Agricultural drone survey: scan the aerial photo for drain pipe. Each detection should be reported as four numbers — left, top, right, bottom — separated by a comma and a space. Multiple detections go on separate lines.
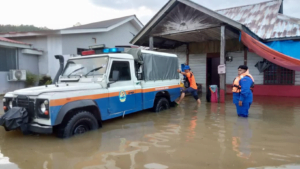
53, 55, 64, 84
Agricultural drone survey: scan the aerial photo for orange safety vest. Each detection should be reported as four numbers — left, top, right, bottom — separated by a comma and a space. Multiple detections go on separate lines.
232, 70, 254, 93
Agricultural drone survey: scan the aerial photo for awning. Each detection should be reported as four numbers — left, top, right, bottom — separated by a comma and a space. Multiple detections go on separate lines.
241, 31, 300, 71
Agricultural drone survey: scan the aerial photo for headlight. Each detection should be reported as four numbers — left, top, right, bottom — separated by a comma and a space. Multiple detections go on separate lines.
9, 101, 13, 108
40, 103, 46, 113
2, 98, 6, 102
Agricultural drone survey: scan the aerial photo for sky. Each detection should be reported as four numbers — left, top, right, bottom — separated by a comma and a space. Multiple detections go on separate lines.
0, 0, 299, 29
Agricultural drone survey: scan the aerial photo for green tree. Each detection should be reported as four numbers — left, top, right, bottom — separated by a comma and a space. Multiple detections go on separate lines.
0, 24, 51, 33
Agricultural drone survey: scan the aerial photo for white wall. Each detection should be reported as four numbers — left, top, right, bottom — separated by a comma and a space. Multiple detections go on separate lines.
19, 50, 39, 75
226, 51, 264, 84
47, 35, 63, 79
0, 72, 24, 94
11, 36, 48, 76
189, 54, 207, 91
0, 48, 40, 94
61, 22, 140, 55
295, 71, 300, 85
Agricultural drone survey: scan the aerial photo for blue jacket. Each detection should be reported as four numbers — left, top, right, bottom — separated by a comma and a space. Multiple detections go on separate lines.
233, 76, 253, 104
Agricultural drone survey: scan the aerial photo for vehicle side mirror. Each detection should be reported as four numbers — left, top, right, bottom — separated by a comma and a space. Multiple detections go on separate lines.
107, 70, 119, 88
112, 70, 119, 81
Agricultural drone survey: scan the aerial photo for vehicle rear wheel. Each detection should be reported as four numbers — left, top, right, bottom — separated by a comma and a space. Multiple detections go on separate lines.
153, 97, 170, 112
56, 111, 99, 138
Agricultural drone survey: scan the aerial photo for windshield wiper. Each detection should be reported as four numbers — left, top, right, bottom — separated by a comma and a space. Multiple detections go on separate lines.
84, 66, 103, 77
67, 67, 84, 78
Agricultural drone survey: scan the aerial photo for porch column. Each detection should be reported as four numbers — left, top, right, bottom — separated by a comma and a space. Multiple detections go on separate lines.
220, 26, 226, 103
186, 44, 190, 65
244, 47, 247, 66
149, 36, 154, 50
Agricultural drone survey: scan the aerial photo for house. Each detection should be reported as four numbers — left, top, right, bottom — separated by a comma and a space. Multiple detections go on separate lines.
0, 15, 143, 83
0, 37, 43, 94
131, 0, 300, 100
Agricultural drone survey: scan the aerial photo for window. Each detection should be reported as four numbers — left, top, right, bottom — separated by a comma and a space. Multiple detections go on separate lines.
109, 61, 131, 81
0, 47, 17, 71
62, 57, 108, 77
264, 63, 294, 85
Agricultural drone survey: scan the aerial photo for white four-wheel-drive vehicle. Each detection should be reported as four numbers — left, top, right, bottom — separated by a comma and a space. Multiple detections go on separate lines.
1, 47, 181, 138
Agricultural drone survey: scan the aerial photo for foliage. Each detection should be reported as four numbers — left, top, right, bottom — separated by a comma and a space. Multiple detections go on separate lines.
38, 75, 52, 86
25, 72, 38, 87
0, 24, 50, 33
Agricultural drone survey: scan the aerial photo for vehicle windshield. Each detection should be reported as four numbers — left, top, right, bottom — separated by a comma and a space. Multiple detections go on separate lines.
62, 56, 108, 77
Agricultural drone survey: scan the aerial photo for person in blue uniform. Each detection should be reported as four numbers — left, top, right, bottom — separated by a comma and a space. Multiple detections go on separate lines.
232, 65, 254, 117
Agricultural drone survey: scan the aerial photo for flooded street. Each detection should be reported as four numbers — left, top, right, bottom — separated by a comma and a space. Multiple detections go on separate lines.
1, 95, 300, 169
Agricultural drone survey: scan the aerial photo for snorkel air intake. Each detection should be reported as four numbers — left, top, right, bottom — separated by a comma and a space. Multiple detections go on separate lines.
53, 55, 64, 84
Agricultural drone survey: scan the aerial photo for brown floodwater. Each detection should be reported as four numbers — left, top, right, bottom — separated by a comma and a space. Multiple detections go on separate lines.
0, 95, 300, 169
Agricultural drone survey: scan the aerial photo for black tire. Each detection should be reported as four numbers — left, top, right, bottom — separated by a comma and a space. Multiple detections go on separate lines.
56, 111, 99, 138
153, 97, 170, 112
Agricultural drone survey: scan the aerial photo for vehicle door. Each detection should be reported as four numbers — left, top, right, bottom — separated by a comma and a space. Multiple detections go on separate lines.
107, 59, 136, 115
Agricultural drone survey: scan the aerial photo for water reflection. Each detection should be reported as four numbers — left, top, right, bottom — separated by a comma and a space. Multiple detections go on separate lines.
186, 105, 199, 142
248, 163, 300, 169
0, 96, 300, 169
232, 117, 252, 159
0, 110, 184, 169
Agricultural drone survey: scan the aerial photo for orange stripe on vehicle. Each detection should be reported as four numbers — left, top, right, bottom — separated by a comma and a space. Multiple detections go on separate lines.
50, 85, 180, 107
50, 93, 109, 107
143, 85, 180, 93
135, 89, 142, 93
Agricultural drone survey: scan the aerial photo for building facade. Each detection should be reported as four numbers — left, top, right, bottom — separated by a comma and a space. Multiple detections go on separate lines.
0, 37, 43, 94
131, 0, 300, 99
0, 15, 143, 94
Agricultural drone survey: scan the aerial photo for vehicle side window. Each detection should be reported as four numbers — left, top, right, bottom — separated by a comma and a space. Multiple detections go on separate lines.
109, 61, 131, 81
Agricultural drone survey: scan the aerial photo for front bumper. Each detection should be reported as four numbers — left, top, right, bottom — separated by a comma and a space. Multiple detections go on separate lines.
28, 123, 53, 134
0, 107, 53, 135
0, 122, 53, 134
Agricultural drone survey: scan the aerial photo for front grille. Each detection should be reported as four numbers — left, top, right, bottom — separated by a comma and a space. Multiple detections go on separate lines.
15, 95, 35, 118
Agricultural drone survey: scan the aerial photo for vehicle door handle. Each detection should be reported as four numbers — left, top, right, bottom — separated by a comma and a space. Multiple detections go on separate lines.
128, 91, 135, 94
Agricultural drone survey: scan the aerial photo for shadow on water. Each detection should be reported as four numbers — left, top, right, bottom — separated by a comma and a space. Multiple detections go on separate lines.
0, 95, 300, 169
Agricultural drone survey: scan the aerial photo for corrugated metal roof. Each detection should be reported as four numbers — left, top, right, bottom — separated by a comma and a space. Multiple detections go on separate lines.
0, 37, 29, 45
217, 0, 300, 40
63, 15, 135, 30
271, 14, 300, 39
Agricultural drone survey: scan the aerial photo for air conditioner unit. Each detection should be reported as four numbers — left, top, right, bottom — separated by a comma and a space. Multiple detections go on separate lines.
7, 70, 26, 81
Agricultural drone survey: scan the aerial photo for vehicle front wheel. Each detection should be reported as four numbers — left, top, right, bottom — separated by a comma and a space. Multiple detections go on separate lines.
153, 97, 170, 112
56, 111, 99, 138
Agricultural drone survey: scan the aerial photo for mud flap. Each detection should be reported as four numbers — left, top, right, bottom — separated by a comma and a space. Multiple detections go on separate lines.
0, 107, 29, 134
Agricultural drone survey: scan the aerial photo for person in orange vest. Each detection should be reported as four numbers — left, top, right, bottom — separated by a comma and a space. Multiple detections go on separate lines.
176, 66, 201, 105
232, 65, 254, 117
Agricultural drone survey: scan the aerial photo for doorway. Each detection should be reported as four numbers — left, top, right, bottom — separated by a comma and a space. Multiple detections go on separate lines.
206, 53, 220, 101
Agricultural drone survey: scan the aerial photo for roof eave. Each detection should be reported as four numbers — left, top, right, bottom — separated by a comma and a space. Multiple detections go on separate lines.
0, 30, 59, 38
178, 0, 242, 30
130, 0, 243, 45
132, 15, 144, 29
21, 49, 43, 55
60, 16, 142, 34
130, 0, 177, 45
0, 16, 143, 37
0, 41, 31, 48
264, 36, 300, 42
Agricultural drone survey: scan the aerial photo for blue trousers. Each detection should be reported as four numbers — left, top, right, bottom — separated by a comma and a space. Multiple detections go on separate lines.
235, 102, 252, 117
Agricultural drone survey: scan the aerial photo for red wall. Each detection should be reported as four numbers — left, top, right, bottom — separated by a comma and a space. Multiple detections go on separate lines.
226, 84, 300, 97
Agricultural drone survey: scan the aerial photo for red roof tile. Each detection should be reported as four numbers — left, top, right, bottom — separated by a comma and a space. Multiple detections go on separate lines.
0, 37, 29, 45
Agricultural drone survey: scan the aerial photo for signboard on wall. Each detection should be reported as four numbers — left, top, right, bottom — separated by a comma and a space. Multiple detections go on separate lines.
218, 64, 226, 74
